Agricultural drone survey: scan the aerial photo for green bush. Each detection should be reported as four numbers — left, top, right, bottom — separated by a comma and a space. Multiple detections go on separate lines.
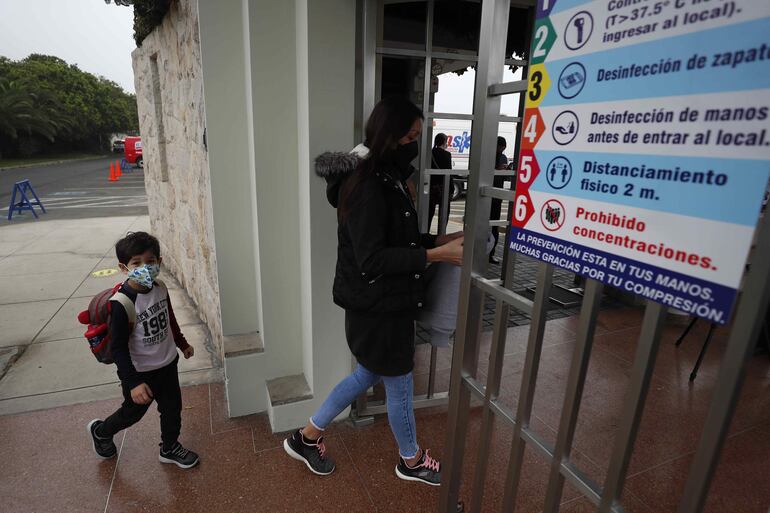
133, 0, 171, 46
0, 54, 139, 158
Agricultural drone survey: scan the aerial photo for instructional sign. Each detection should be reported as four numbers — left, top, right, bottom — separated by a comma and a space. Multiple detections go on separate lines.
510, 0, 770, 324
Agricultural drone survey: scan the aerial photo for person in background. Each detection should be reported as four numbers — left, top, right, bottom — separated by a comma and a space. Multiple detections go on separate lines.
489, 136, 508, 264
429, 133, 453, 233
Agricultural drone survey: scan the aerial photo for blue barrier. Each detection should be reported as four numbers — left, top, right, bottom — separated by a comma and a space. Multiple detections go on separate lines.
7, 179, 46, 221
120, 158, 131, 173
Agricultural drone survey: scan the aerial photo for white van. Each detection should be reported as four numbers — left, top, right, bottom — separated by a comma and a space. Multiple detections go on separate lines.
430, 119, 518, 199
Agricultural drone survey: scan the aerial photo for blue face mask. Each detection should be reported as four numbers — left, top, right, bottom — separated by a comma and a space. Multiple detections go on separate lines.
127, 263, 160, 288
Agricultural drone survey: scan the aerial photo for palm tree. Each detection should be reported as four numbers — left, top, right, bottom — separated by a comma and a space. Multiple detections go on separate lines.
0, 78, 58, 141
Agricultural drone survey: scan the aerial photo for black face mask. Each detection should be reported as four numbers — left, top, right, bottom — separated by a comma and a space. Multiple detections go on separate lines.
392, 141, 419, 171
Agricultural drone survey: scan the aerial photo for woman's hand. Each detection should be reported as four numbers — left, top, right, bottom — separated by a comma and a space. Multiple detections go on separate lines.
427, 236, 464, 266
435, 231, 464, 247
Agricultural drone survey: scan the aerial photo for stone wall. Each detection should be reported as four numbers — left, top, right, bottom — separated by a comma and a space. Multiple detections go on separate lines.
131, 0, 223, 355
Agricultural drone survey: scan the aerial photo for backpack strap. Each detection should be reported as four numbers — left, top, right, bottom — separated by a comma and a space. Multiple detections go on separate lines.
111, 292, 136, 328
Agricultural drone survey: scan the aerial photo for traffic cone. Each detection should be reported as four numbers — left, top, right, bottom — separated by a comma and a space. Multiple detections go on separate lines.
108, 162, 118, 182
115, 160, 122, 177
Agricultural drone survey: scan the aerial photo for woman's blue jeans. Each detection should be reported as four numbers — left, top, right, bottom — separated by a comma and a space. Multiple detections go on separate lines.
310, 364, 419, 459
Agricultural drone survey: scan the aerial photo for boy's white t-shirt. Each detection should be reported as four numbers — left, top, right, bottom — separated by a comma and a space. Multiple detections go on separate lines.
128, 282, 177, 372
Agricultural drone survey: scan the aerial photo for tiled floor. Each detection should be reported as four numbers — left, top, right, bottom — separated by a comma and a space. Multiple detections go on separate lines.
1, 308, 768, 513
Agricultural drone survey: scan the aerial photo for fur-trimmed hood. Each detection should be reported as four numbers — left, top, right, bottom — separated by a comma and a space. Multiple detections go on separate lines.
314, 144, 369, 208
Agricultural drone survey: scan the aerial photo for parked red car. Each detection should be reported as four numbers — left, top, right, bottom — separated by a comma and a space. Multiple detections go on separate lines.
124, 136, 143, 168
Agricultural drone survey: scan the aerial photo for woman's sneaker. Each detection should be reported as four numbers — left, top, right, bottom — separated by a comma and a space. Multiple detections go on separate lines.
283, 429, 335, 476
86, 419, 117, 459
159, 442, 200, 469
395, 449, 441, 486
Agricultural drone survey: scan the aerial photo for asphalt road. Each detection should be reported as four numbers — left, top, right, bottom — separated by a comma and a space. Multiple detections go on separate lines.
1, 157, 147, 224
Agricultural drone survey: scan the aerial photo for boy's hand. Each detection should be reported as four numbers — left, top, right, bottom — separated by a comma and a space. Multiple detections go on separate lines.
130, 383, 153, 405
183, 346, 195, 359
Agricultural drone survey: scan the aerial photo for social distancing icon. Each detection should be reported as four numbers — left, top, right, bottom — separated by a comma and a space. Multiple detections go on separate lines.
546, 157, 572, 190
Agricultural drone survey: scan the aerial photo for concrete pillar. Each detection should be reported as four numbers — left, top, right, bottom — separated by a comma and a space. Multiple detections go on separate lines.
252, 0, 357, 430
279, 0, 357, 430
197, 0, 265, 415
197, 0, 263, 340
197, 0, 357, 423
246, 0, 305, 383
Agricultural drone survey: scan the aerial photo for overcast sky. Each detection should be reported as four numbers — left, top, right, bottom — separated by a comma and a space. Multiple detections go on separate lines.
435, 65, 522, 115
0, 0, 136, 93
0, 1, 520, 110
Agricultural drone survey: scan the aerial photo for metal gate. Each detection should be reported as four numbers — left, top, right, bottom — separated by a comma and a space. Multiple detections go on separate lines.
439, 1, 770, 513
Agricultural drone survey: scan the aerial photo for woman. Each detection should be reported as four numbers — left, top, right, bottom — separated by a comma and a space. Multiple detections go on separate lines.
283, 97, 464, 486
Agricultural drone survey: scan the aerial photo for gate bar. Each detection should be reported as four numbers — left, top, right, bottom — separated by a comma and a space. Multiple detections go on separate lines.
427, 345, 439, 398
488, 80, 528, 96
542, 279, 604, 513
500, 262, 554, 513
480, 186, 516, 202
678, 213, 770, 513
438, 0, 512, 509
425, 169, 516, 177
468, 296, 511, 513
439, 174, 451, 236
471, 275, 533, 313
469, 239, 519, 513
357, 392, 449, 416
599, 301, 667, 512
417, 0, 435, 232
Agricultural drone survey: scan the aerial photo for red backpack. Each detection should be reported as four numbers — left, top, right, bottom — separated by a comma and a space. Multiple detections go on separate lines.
77, 283, 135, 364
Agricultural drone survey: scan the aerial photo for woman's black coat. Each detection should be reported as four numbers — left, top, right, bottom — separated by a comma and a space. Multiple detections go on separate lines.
315, 149, 437, 375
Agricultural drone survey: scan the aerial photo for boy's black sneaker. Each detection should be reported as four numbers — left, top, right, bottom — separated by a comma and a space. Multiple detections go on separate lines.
87, 419, 117, 459
283, 429, 335, 476
159, 442, 200, 469
395, 449, 441, 486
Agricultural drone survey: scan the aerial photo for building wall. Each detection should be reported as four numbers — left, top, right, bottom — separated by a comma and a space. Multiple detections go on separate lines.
197, 0, 264, 344
133, 0, 357, 423
131, 0, 224, 355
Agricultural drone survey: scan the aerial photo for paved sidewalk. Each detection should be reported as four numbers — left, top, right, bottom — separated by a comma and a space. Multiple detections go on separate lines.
0, 215, 221, 415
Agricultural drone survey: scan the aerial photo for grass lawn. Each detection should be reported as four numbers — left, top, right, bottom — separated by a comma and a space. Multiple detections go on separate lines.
0, 153, 107, 169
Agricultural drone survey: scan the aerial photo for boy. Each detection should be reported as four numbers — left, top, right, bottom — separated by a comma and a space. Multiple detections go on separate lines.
86, 231, 199, 469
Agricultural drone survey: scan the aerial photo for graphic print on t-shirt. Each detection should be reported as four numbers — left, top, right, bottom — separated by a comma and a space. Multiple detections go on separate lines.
127, 283, 177, 372
136, 297, 170, 348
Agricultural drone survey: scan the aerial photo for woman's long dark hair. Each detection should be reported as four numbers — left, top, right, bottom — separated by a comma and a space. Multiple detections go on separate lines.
338, 97, 423, 222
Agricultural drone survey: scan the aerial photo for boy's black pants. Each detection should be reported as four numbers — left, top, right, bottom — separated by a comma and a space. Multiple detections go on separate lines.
100, 357, 182, 449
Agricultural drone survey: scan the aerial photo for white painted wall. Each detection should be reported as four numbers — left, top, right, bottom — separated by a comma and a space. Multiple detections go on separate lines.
296, 0, 357, 424
198, 0, 268, 416
197, 0, 263, 339
247, 0, 304, 375
196, 0, 357, 423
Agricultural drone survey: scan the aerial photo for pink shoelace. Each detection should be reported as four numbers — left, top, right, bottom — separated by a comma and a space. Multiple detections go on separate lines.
420, 449, 440, 472
316, 437, 327, 459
